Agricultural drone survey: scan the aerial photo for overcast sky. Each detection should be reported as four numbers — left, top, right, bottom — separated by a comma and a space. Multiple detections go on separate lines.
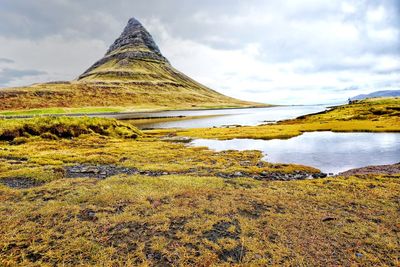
0, 0, 399, 104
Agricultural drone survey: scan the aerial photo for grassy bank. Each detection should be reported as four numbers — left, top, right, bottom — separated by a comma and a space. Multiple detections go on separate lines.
170, 97, 400, 140
0, 118, 318, 184
0, 117, 141, 141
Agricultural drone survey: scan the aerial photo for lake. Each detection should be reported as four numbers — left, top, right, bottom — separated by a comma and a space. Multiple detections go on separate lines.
127, 105, 329, 129
190, 132, 400, 174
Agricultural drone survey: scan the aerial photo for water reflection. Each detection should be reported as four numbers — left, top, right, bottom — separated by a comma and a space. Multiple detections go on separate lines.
190, 132, 400, 174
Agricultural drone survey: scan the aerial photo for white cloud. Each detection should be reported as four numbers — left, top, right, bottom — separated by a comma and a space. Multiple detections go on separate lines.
0, 0, 398, 104
0, 35, 107, 86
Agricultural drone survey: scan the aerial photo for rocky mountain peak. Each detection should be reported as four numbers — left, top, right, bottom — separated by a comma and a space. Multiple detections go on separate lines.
106, 17, 163, 57
79, 17, 168, 79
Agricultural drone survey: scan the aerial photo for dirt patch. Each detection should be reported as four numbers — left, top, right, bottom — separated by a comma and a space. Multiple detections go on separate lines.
203, 219, 241, 242
238, 201, 272, 219
65, 164, 140, 179
100, 222, 147, 253
65, 164, 326, 182
219, 245, 246, 263
168, 217, 188, 237
77, 209, 98, 222
338, 163, 400, 176
217, 170, 327, 181
0, 177, 44, 189
203, 219, 245, 263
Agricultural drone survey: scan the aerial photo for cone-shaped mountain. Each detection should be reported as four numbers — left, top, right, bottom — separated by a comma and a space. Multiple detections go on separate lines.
79, 18, 169, 80
0, 18, 265, 111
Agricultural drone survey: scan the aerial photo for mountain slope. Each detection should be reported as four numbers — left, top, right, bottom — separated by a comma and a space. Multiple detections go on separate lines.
0, 18, 264, 112
350, 90, 400, 101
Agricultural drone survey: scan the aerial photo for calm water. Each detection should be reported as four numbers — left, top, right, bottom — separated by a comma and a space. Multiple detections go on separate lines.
191, 132, 400, 174
130, 105, 328, 129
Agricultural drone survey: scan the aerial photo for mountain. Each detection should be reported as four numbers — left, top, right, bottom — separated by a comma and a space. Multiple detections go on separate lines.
0, 18, 263, 112
79, 18, 170, 81
350, 90, 400, 101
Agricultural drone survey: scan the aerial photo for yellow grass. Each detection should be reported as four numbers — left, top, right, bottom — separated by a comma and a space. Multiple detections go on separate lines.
171, 97, 400, 140
0, 98, 399, 265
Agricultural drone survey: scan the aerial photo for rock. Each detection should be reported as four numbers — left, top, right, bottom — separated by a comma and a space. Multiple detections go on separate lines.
256, 162, 265, 168
322, 217, 336, 222
312, 173, 328, 178
107, 18, 166, 60
161, 136, 193, 143
78, 209, 97, 221
0, 177, 44, 189
65, 164, 139, 179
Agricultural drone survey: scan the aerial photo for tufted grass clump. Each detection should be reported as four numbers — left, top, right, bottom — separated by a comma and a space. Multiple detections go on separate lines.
0, 116, 142, 141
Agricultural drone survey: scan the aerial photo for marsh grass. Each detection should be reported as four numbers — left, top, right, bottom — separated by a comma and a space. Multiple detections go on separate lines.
0, 117, 142, 141
0, 98, 399, 266
171, 97, 400, 140
0, 174, 399, 266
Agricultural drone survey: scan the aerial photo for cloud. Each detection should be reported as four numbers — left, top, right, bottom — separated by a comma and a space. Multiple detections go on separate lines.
0, 0, 398, 104
0, 68, 47, 85
0, 58, 14, 64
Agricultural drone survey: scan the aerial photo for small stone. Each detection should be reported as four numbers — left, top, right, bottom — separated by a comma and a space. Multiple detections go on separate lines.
355, 253, 363, 258
312, 173, 328, 178
322, 217, 336, 222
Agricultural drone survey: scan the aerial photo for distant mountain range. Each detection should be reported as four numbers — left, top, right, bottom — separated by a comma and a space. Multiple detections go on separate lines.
350, 90, 400, 101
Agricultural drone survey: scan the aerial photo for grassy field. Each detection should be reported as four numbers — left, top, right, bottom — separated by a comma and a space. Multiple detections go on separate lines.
1, 172, 398, 266
170, 97, 400, 140
0, 98, 399, 266
0, 107, 127, 117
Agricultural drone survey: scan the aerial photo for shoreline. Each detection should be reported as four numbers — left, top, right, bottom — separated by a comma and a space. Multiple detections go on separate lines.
0, 104, 274, 119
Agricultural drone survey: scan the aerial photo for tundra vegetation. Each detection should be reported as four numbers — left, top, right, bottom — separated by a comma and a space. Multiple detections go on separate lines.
0, 97, 399, 266
170, 97, 400, 140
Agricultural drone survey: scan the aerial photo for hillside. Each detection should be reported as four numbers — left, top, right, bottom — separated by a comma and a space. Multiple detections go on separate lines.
350, 90, 400, 101
0, 18, 263, 112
